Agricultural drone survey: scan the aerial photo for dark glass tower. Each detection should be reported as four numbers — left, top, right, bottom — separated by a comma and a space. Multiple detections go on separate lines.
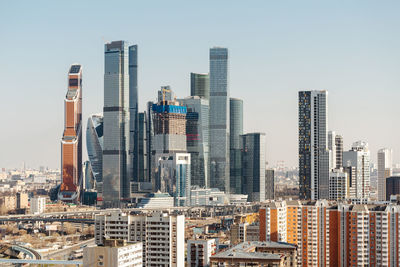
190, 73, 209, 100
229, 98, 243, 194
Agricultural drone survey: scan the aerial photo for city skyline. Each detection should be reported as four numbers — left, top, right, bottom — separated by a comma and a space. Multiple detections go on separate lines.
1, 1, 400, 169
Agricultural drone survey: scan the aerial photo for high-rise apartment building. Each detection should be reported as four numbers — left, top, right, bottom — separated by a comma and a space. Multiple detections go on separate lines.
298, 90, 329, 200
95, 210, 184, 267
187, 239, 217, 267
328, 131, 336, 170
343, 141, 370, 199
265, 169, 275, 200
209, 47, 230, 192
335, 134, 343, 169
229, 98, 243, 194
328, 168, 348, 200
59, 64, 82, 202
241, 133, 266, 202
181, 96, 209, 188
102, 41, 137, 207
378, 148, 393, 201
191, 72, 210, 100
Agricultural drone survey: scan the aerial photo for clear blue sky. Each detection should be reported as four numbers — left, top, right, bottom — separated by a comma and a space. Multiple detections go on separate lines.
1, 0, 399, 169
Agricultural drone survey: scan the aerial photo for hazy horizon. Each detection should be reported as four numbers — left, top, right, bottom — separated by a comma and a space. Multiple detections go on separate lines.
1, 1, 399, 169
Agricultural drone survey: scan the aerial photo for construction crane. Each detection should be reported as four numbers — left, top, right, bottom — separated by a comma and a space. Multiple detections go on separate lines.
161, 87, 171, 103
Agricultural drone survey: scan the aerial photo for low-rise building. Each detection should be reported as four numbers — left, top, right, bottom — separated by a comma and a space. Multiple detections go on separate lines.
30, 196, 46, 214
187, 239, 217, 267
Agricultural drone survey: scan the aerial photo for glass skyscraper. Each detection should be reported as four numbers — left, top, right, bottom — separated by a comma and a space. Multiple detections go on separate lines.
298, 90, 328, 200
241, 132, 266, 202
209, 47, 230, 192
229, 97, 243, 194
180, 96, 209, 188
102, 41, 137, 207
190, 73, 209, 100
86, 114, 104, 184
129, 45, 139, 183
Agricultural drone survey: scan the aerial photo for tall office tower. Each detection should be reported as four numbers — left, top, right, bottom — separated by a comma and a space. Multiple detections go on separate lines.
137, 112, 148, 182
102, 41, 137, 207
129, 45, 139, 183
229, 98, 243, 194
298, 90, 328, 200
86, 114, 104, 185
241, 133, 266, 202
265, 169, 275, 200
209, 47, 230, 192
328, 131, 336, 170
335, 134, 343, 169
59, 64, 82, 203
190, 72, 210, 99
146, 101, 154, 182
343, 141, 371, 199
378, 148, 393, 201
181, 96, 210, 188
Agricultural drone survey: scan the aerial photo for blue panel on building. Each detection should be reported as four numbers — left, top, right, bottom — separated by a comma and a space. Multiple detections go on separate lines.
152, 104, 187, 114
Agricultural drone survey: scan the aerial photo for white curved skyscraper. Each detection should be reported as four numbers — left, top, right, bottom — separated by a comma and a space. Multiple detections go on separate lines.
86, 114, 104, 184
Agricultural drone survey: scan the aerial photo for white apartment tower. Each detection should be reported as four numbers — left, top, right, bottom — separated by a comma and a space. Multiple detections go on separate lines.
378, 148, 393, 201
94, 210, 184, 267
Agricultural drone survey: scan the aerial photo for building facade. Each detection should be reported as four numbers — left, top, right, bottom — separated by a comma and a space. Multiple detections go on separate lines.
190, 72, 210, 100
187, 239, 217, 267
298, 90, 329, 200
378, 148, 393, 201
209, 47, 230, 192
229, 98, 243, 194
343, 141, 371, 199
59, 64, 82, 202
180, 96, 209, 188
95, 210, 184, 267
265, 169, 275, 200
102, 41, 137, 207
241, 133, 266, 202
386, 176, 400, 200
328, 168, 348, 200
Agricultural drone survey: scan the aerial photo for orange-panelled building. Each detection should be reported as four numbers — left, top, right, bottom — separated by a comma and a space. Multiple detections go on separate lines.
59, 64, 82, 202
259, 200, 400, 266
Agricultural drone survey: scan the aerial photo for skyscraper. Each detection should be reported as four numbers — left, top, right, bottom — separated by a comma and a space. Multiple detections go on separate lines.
343, 141, 370, 199
102, 41, 136, 207
209, 47, 230, 192
298, 90, 328, 200
241, 132, 266, 202
328, 131, 336, 170
265, 169, 275, 200
229, 98, 243, 194
137, 112, 148, 182
190, 73, 210, 100
129, 45, 139, 183
59, 64, 82, 202
378, 148, 393, 201
180, 96, 209, 188
86, 114, 104, 184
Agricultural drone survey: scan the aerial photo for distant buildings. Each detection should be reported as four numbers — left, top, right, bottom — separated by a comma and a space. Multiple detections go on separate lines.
378, 148, 393, 201
30, 196, 46, 214
241, 133, 266, 202
298, 90, 329, 200
59, 64, 83, 203
209, 47, 230, 193
83, 239, 142, 267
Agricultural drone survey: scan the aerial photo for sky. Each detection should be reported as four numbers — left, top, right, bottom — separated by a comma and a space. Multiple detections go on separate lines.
0, 0, 399, 169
